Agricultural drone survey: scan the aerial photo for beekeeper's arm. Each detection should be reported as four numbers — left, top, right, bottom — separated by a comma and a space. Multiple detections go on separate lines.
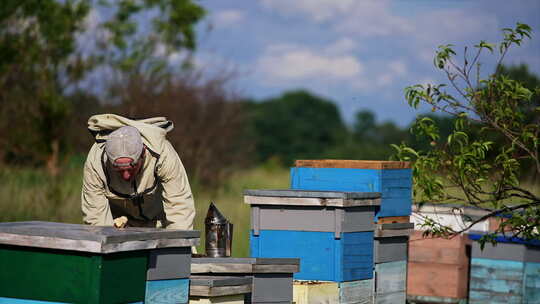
81, 158, 114, 227
157, 141, 195, 230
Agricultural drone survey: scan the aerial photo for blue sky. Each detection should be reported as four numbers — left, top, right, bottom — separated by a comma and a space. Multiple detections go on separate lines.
187, 0, 540, 127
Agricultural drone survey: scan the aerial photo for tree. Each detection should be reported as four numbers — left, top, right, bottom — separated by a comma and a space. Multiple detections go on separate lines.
247, 90, 348, 166
0, 0, 205, 174
393, 23, 540, 244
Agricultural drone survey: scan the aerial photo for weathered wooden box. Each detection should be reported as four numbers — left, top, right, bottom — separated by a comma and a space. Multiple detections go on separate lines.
245, 189, 380, 282
374, 260, 407, 304
468, 234, 540, 304
407, 230, 471, 303
189, 276, 252, 304
290, 160, 411, 219
293, 279, 373, 304
191, 257, 299, 304
0, 221, 199, 304
374, 223, 412, 264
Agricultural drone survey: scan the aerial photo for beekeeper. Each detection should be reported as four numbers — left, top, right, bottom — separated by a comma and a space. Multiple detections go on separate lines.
81, 114, 195, 230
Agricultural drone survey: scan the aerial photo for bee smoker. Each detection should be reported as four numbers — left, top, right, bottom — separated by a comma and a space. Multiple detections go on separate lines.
205, 202, 233, 257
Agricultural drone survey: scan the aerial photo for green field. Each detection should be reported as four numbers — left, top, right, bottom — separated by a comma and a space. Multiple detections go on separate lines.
0, 164, 290, 257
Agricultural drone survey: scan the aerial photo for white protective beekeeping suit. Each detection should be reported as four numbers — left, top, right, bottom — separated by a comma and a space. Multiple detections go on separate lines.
81, 114, 195, 230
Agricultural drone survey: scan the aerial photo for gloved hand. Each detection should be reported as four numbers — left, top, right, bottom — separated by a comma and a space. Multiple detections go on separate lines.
113, 216, 128, 228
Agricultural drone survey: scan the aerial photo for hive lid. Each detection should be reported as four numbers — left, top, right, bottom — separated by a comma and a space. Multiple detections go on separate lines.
191, 257, 300, 274
244, 189, 381, 207
244, 189, 380, 199
295, 159, 411, 169
190, 275, 252, 287
0, 221, 199, 254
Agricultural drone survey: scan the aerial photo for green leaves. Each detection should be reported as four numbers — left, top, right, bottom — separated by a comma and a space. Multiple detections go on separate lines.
396, 22, 540, 241
434, 44, 456, 69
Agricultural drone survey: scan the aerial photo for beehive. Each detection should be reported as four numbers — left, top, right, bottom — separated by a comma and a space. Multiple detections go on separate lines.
292, 280, 373, 304
245, 189, 380, 282
189, 276, 252, 304
407, 231, 471, 303
290, 160, 411, 219
0, 221, 198, 304
191, 257, 299, 303
468, 234, 540, 304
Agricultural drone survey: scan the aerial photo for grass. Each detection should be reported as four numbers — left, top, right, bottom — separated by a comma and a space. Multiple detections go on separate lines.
1, 162, 536, 257
0, 163, 290, 257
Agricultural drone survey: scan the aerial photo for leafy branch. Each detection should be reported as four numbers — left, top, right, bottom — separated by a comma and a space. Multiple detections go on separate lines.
394, 23, 540, 243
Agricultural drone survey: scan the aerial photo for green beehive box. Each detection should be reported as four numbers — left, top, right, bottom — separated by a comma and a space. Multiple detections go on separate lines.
0, 221, 199, 304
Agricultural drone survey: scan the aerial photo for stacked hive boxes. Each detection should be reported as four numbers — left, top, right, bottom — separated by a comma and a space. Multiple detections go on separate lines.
244, 189, 380, 303
190, 257, 300, 303
291, 160, 413, 304
407, 231, 471, 304
468, 234, 540, 304
244, 160, 413, 303
189, 276, 252, 304
0, 221, 199, 304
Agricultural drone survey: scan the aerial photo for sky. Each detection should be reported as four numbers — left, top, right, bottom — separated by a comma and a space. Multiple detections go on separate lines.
187, 0, 540, 127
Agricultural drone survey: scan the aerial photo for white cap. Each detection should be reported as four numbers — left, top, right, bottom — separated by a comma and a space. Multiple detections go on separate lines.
105, 126, 143, 164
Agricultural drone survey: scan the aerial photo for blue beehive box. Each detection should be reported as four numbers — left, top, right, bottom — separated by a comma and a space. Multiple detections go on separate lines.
290, 160, 412, 220
468, 234, 540, 304
244, 189, 381, 282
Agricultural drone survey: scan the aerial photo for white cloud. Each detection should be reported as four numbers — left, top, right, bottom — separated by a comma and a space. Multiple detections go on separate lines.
324, 37, 357, 55
261, 0, 412, 37
389, 60, 407, 76
214, 10, 245, 27
261, 0, 355, 22
258, 49, 362, 81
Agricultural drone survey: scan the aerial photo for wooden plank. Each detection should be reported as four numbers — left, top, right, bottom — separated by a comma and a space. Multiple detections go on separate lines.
244, 189, 381, 200
525, 247, 540, 263
374, 229, 411, 238
250, 230, 373, 282
251, 273, 293, 302
290, 167, 411, 218
145, 278, 189, 304
375, 261, 406, 294
0, 229, 199, 254
406, 295, 467, 304
295, 159, 411, 169
409, 230, 471, 250
470, 258, 524, 281
471, 241, 526, 261
407, 262, 469, 299
374, 237, 408, 263
0, 221, 199, 244
523, 262, 540, 303
378, 223, 414, 230
189, 294, 245, 304
0, 298, 67, 303
192, 257, 300, 265
469, 258, 524, 303
375, 291, 406, 304
190, 257, 300, 274
147, 247, 191, 280
190, 276, 252, 288
189, 285, 251, 297
377, 216, 410, 224
252, 205, 374, 233
339, 280, 373, 304
293, 281, 339, 304
244, 195, 381, 207
253, 265, 300, 273
0, 245, 147, 303
468, 290, 522, 304
191, 263, 254, 273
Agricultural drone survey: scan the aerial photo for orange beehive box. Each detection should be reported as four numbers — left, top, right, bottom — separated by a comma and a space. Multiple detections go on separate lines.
407, 231, 471, 302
